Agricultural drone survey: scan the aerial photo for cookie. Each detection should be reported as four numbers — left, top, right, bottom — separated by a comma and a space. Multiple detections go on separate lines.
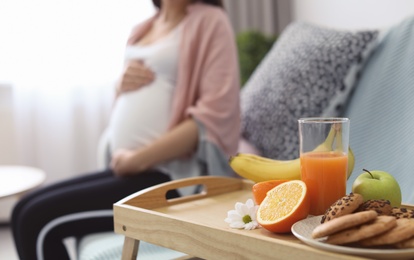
356, 199, 393, 216
395, 236, 414, 249
391, 207, 414, 219
360, 218, 414, 247
325, 216, 397, 245
312, 210, 378, 239
321, 193, 364, 223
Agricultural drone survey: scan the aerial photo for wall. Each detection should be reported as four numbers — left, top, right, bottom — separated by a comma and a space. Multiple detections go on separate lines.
292, 0, 414, 30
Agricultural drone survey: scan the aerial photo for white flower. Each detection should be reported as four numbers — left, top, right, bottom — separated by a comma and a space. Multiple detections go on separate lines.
225, 198, 259, 230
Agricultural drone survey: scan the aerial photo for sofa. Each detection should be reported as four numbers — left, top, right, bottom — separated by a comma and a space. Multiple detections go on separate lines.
77, 15, 414, 259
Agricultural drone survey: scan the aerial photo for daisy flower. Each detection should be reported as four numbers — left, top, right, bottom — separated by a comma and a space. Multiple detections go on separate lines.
225, 198, 259, 230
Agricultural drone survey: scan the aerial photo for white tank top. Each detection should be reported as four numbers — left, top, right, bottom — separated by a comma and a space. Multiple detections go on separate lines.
108, 24, 182, 152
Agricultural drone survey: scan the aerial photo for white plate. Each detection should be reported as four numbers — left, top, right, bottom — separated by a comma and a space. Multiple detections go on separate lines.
291, 215, 414, 260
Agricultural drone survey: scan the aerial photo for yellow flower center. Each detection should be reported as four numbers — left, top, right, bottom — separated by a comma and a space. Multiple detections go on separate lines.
242, 214, 252, 224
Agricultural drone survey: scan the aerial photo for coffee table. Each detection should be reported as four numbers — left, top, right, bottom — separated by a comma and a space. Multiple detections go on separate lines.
114, 176, 387, 260
0, 165, 46, 199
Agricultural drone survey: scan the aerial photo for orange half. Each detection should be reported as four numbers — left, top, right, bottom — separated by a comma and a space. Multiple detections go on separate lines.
257, 180, 310, 233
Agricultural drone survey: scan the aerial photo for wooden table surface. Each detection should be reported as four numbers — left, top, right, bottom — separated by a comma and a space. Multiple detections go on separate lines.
0, 165, 46, 198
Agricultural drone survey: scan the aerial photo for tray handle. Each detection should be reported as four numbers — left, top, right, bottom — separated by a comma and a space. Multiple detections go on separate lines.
116, 176, 251, 209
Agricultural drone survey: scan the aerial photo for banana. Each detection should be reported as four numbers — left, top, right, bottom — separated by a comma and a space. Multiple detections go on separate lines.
229, 154, 301, 182
230, 126, 356, 182
313, 123, 338, 152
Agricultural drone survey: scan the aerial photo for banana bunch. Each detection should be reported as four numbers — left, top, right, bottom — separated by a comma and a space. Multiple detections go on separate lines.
230, 125, 355, 183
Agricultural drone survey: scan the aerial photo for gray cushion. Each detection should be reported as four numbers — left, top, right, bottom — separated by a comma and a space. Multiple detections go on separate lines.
241, 21, 379, 160
344, 16, 414, 204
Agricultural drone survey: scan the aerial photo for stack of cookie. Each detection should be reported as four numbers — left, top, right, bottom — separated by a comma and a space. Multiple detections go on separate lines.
312, 193, 414, 248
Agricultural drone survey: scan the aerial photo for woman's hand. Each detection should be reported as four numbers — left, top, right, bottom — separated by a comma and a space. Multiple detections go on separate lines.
110, 119, 199, 176
110, 149, 146, 176
116, 60, 154, 94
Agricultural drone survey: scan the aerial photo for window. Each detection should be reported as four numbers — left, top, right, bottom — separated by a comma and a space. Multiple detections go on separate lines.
0, 0, 156, 88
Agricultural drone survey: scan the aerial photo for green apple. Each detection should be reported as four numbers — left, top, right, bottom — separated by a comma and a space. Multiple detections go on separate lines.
352, 169, 402, 207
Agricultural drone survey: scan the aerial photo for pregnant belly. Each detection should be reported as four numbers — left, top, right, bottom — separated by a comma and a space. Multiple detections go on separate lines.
108, 79, 174, 152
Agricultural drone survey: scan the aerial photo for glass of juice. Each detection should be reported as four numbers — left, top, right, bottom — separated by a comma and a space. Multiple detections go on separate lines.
298, 117, 350, 216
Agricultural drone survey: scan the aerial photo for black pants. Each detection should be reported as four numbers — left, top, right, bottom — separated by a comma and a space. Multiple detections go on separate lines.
11, 168, 179, 260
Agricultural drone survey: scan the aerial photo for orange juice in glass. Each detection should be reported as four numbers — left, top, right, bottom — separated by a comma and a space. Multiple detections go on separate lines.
298, 118, 349, 216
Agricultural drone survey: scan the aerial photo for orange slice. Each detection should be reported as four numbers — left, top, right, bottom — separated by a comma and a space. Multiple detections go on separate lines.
257, 180, 310, 233
252, 180, 289, 205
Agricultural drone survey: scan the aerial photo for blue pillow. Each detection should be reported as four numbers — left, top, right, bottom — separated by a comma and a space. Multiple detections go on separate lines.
344, 16, 414, 204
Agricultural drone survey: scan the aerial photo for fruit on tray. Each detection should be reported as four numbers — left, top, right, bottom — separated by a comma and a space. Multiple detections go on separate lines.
230, 123, 355, 183
252, 179, 288, 205
229, 153, 301, 182
257, 180, 310, 233
229, 148, 354, 183
352, 169, 402, 207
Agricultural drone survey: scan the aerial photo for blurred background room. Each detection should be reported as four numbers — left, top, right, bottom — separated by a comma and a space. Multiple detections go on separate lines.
1, 0, 414, 259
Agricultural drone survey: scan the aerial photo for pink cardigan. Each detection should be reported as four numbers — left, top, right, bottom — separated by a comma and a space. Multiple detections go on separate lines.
127, 3, 241, 157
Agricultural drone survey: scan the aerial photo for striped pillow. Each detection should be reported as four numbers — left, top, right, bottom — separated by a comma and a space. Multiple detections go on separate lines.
344, 16, 414, 204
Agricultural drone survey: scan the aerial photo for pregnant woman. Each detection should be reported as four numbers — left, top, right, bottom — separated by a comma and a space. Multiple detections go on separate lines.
11, 0, 241, 259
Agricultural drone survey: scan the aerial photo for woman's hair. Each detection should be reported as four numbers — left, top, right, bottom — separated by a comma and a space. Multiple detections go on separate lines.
152, 0, 223, 9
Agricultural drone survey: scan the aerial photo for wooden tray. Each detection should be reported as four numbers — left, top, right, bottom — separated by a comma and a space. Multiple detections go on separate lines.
113, 176, 400, 260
